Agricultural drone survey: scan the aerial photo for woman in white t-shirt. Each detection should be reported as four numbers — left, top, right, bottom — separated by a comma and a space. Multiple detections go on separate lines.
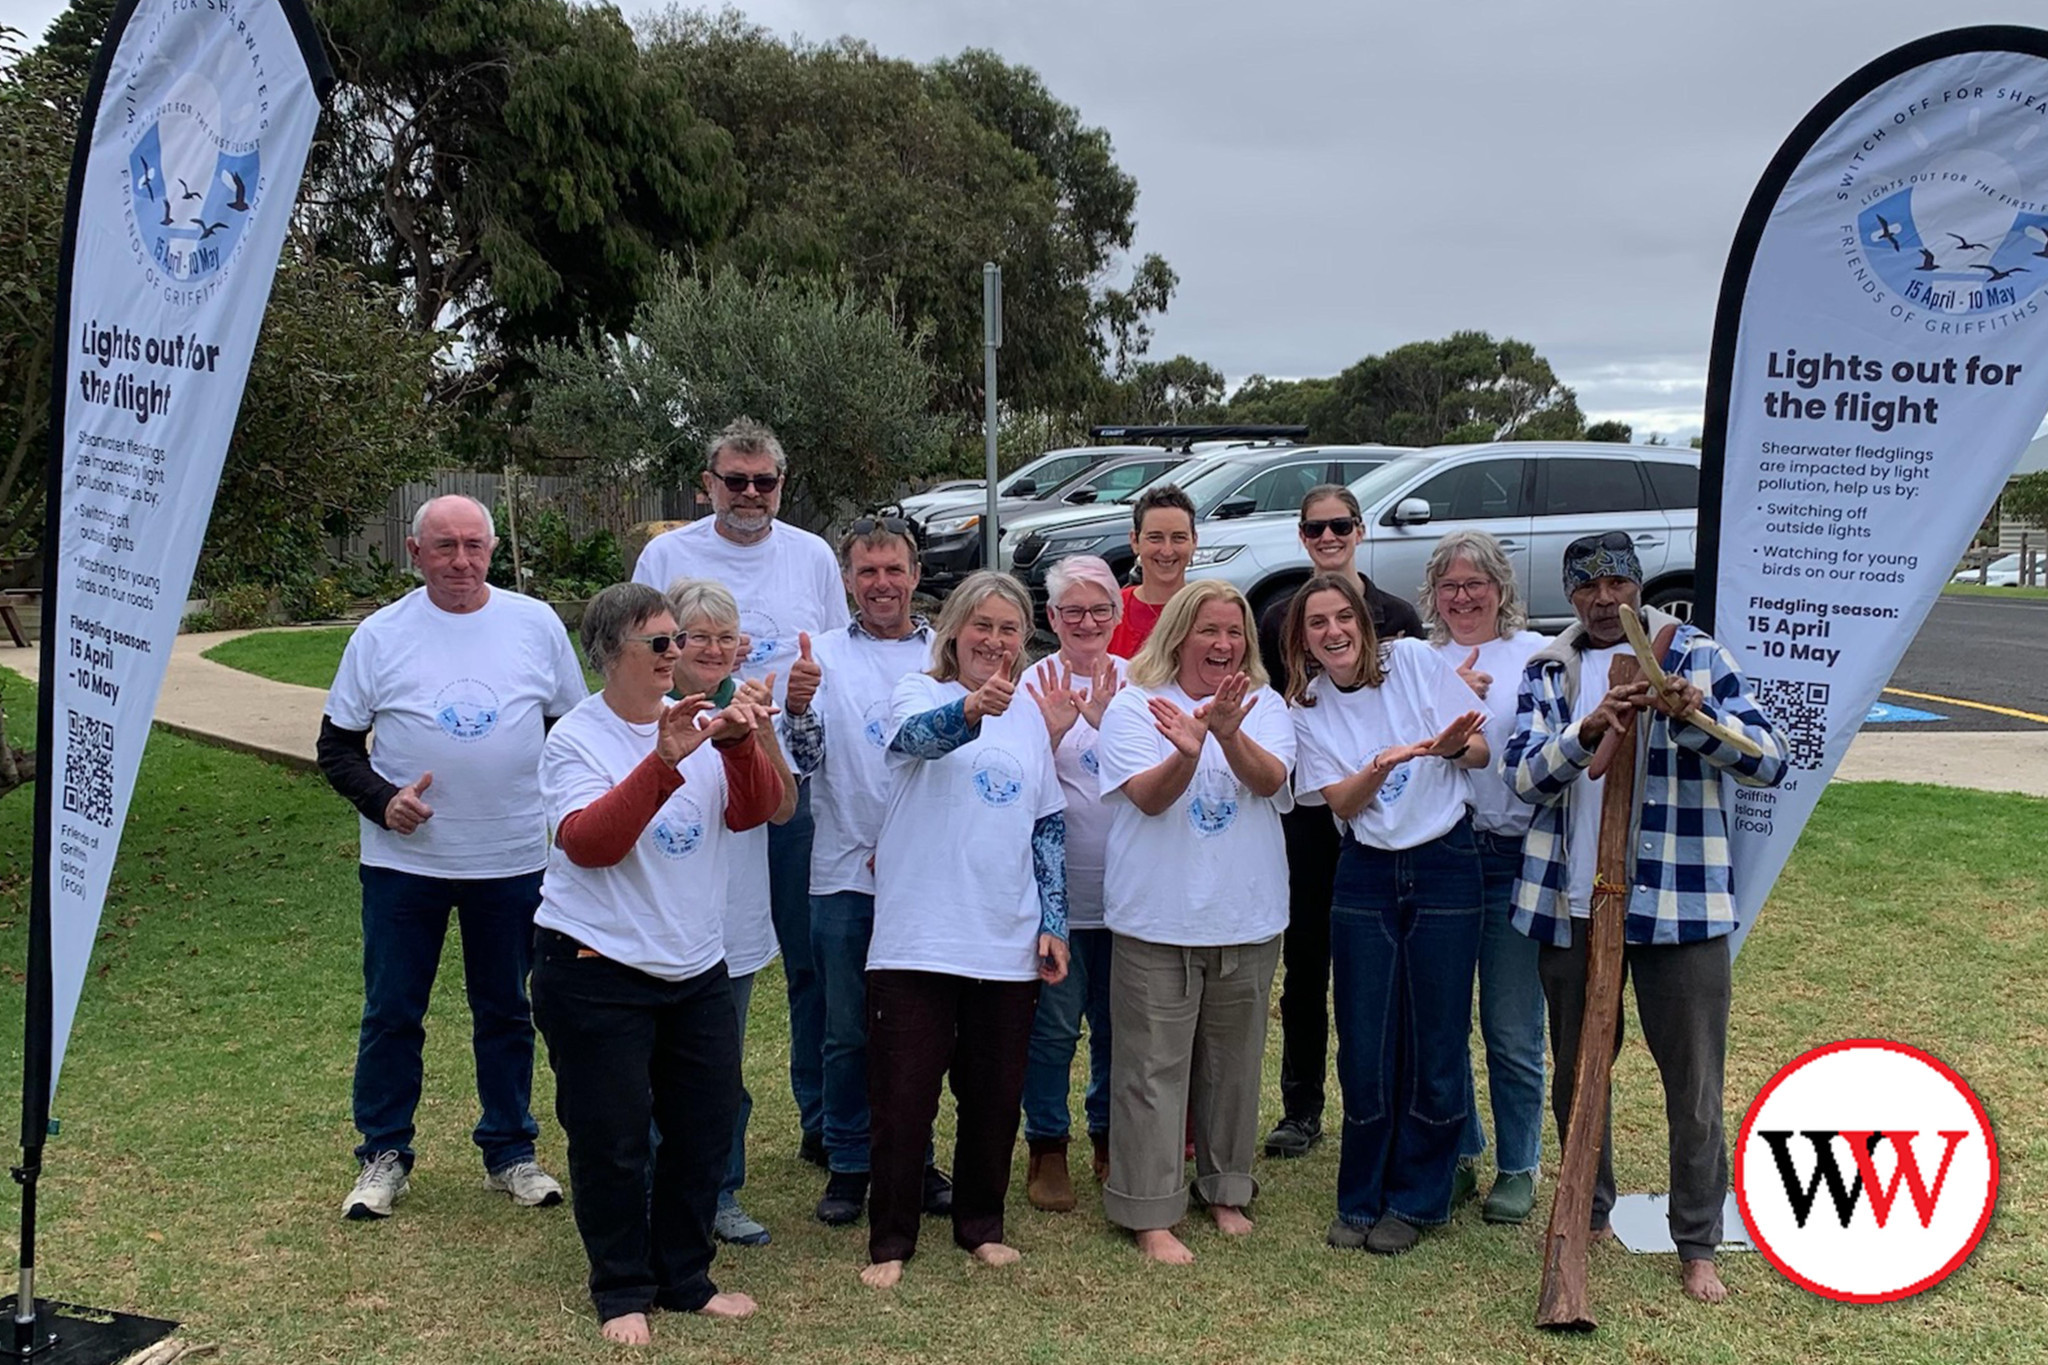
1422, 530, 1551, 1227
531, 583, 784, 1343
660, 579, 800, 1248
1017, 555, 1127, 1212
862, 570, 1069, 1291
1282, 572, 1489, 1257
1095, 578, 1295, 1266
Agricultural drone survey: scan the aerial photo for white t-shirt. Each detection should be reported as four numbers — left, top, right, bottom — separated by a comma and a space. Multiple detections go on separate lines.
1433, 631, 1546, 837
1293, 640, 1476, 852
535, 694, 734, 981
1044, 653, 1128, 930
1567, 644, 1629, 918
325, 587, 586, 878
631, 517, 850, 701
1096, 679, 1296, 947
806, 626, 933, 896
870, 673, 1064, 981
722, 822, 778, 978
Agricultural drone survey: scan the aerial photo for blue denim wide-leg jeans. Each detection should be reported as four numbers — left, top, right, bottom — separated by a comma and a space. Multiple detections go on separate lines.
768, 782, 825, 1137
1021, 926, 1114, 1142
1329, 817, 1482, 1228
1457, 829, 1547, 1176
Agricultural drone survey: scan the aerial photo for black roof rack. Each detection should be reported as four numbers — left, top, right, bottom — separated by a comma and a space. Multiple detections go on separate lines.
1087, 424, 1307, 446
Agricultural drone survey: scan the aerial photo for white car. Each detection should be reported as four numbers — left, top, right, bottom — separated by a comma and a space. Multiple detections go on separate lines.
1951, 550, 2046, 586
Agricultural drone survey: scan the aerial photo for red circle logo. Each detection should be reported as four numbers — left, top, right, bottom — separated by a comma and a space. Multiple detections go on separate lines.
1734, 1039, 1998, 1302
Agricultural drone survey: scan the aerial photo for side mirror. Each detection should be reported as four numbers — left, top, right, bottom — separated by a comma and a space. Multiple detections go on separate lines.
1214, 496, 1256, 520
1391, 497, 1432, 525
1063, 488, 1099, 504
1010, 478, 1037, 497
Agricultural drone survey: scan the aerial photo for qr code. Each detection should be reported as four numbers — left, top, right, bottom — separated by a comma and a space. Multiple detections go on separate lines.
1752, 678, 1829, 772
62, 709, 115, 827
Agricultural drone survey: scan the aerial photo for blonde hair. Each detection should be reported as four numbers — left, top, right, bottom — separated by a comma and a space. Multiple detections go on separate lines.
929, 570, 1033, 684
1126, 579, 1268, 691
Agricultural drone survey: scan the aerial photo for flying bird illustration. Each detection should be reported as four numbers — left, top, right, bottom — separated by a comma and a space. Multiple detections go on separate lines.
193, 219, 229, 239
223, 169, 249, 212
159, 198, 174, 227
137, 159, 156, 202
177, 177, 201, 202
1972, 262, 2029, 283
1948, 231, 1991, 252
1914, 248, 1939, 271
1873, 215, 1901, 251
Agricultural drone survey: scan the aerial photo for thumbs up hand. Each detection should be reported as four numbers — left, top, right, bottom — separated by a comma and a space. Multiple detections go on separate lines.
385, 772, 435, 835
786, 631, 822, 715
1456, 646, 1492, 700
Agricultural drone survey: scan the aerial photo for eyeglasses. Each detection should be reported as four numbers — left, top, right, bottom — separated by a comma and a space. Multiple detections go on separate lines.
714, 472, 782, 495
849, 516, 911, 537
1054, 603, 1116, 624
1299, 516, 1359, 539
682, 631, 740, 651
1436, 578, 1497, 599
627, 633, 680, 654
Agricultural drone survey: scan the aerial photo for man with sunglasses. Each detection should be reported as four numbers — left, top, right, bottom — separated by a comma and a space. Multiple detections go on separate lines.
319, 495, 588, 1220
633, 419, 851, 1174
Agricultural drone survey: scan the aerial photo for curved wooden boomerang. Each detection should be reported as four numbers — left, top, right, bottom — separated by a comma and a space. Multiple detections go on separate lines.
1618, 605, 1765, 758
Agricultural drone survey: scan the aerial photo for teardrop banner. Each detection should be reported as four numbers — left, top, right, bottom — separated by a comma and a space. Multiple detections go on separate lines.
1697, 26, 2048, 957
15, 0, 332, 1356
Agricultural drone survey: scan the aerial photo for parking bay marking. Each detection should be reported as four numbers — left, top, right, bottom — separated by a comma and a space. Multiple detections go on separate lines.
1882, 686, 2048, 727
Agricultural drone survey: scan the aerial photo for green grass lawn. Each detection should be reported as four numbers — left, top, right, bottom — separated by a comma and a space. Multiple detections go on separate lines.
1942, 582, 2048, 600
204, 625, 602, 693
0, 661, 2042, 1363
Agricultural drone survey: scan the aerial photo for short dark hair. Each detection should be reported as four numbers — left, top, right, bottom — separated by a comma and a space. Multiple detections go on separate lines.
580, 582, 669, 675
1130, 484, 1196, 534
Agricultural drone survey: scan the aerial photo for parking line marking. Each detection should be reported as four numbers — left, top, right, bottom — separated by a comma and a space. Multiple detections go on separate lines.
1882, 686, 2048, 726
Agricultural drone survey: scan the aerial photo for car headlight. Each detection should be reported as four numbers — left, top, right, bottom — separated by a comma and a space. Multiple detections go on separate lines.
1042, 533, 1120, 557
1189, 545, 1244, 565
924, 514, 980, 537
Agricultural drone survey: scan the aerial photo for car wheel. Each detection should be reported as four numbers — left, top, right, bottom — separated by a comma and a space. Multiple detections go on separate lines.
1644, 580, 1695, 622
1251, 576, 1311, 624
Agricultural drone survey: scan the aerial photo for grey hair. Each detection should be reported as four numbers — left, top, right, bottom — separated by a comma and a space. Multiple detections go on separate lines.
929, 570, 1033, 684
409, 494, 496, 542
707, 417, 788, 475
1045, 554, 1123, 620
663, 577, 739, 630
580, 582, 669, 676
1420, 529, 1527, 644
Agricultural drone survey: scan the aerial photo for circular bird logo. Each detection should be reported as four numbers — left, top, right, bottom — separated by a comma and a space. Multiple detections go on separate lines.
432, 680, 501, 742
971, 747, 1026, 807
651, 796, 707, 858
1187, 768, 1241, 837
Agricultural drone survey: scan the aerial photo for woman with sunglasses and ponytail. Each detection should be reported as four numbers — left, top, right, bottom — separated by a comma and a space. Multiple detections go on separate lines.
1281, 572, 1489, 1257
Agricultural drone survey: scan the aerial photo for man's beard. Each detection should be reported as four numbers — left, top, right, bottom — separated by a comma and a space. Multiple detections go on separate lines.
720, 506, 773, 535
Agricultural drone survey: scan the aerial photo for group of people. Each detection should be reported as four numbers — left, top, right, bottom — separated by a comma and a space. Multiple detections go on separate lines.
318, 419, 1790, 1344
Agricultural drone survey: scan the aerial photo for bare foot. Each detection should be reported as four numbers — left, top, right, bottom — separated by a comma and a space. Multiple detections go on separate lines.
599, 1312, 651, 1345
1209, 1205, 1254, 1236
1135, 1228, 1195, 1264
860, 1259, 905, 1290
1681, 1258, 1729, 1303
1590, 1225, 1616, 1245
698, 1291, 757, 1320
970, 1242, 1021, 1267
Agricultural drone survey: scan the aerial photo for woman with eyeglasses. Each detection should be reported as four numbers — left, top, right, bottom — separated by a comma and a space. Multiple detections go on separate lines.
1096, 579, 1295, 1265
1016, 555, 1127, 1211
530, 582, 786, 1342
1281, 572, 1489, 1257
661, 579, 801, 1248
862, 570, 1069, 1291
1256, 485, 1426, 1162
1418, 530, 1550, 1226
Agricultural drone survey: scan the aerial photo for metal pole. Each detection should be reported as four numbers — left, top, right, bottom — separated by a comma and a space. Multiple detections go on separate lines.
983, 263, 1002, 569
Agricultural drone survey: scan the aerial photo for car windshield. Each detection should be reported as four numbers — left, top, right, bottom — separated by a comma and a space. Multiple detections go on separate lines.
1349, 454, 1442, 507
999, 451, 1085, 495
1129, 458, 1260, 513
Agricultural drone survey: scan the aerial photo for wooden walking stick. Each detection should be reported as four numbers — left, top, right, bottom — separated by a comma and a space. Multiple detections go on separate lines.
1535, 649, 1649, 1331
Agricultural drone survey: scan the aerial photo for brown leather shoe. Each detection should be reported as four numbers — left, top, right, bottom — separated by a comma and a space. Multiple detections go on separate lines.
1091, 1131, 1110, 1185
1026, 1138, 1077, 1212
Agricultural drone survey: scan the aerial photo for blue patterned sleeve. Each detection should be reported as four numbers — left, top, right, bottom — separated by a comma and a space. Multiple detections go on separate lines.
887, 698, 980, 760
1031, 811, 1069, 941
784, 707, 826, 776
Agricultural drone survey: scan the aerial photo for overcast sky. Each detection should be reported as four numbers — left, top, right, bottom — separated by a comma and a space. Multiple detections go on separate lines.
14, 0, 2048, 439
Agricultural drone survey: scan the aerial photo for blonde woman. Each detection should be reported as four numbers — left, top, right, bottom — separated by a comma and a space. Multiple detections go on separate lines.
1096, 579, 1295, 1264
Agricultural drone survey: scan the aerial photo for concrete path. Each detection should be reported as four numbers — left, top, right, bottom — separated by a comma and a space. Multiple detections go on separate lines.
4, 631, 2046, 798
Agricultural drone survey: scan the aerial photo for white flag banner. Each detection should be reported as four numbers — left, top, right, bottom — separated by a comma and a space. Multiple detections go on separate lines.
40, 0, 329, 1092
1698, 26, 2048, 955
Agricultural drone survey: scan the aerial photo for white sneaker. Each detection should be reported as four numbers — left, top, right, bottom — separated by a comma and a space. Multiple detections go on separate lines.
343, 1151, 409, 1220
485, 1159, 564, 1208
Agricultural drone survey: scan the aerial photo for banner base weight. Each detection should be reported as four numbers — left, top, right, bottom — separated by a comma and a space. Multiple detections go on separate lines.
0, 1299, 175, 1363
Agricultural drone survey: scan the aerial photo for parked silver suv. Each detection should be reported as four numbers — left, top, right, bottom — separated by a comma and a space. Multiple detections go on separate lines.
1183, 441, 1702, 629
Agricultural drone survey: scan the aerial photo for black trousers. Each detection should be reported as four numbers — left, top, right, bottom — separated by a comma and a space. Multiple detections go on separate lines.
1537, 922, 1732, 1262
866, 970, 1038, 1265
1276, 805, 1340, 1123
531, 930, 741, 1320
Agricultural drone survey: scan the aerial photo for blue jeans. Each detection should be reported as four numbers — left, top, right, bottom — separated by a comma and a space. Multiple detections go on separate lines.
811, 889, 877, 1173
721, 971, 756, 1201
770, 783, 824, 1137
1458, 830, 1547, 1176
353, 866, 541, 1172
1329, 819, 1482, 1228
1021, 926, 1114, 1142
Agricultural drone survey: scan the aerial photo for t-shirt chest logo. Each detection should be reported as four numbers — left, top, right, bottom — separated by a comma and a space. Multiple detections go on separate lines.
971, 746, 1026, 807
739, 609, 783, 668
650, 795, 708, 859
1379, 764, 1411, 805
862, 700, 892, 749
1187, 767, 1241, 837
432, 679, 501, 742
1079, 746, 1100, 776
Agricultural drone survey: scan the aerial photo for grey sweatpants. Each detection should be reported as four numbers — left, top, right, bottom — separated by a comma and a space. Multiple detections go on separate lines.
1538, 923, 1731, 1262
1103, 932, 1282, 1232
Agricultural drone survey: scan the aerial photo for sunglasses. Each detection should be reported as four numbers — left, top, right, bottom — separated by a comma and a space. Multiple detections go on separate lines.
849, 515, 911, 537
627, 633, 680, 654
1299, 516, 1359, 538
1567, 530, 1636, 555
714, 472, 782, 495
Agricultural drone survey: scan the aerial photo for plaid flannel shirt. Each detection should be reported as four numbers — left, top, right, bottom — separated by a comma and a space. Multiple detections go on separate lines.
1503, 608, 1787, 948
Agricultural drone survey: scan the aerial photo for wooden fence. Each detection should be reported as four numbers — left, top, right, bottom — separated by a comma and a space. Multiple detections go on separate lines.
328, 471, 673, 565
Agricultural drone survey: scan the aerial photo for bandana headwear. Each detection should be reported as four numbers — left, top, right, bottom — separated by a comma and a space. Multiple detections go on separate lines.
1561, 531, 1644, 593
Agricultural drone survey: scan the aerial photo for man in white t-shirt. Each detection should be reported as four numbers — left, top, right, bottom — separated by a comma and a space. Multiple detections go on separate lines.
317, 496, 588, 1221
633, 419, 851, 1164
